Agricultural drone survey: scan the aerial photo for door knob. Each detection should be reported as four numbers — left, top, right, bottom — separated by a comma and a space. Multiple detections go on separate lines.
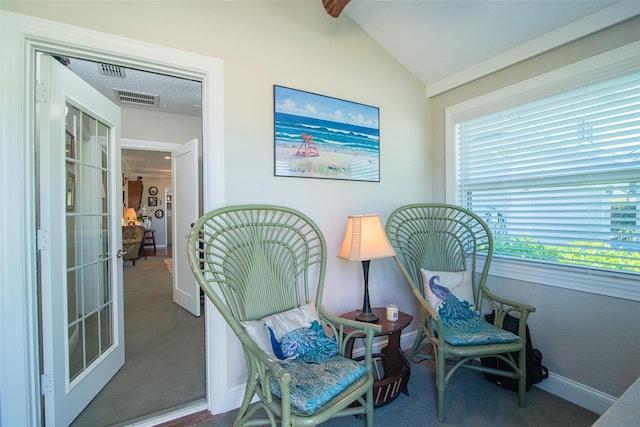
117, 249, 127, 258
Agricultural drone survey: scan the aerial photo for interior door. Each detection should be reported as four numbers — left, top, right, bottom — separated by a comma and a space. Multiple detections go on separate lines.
37, 54, 124, 426
172, 139, 201, 316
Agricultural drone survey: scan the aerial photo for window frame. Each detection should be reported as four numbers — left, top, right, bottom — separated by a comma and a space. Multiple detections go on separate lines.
445, 41, 640, 302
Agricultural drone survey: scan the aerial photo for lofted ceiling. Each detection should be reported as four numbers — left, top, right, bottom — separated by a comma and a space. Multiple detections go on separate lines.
64, 0, 638, 176
343, 0, 627, 94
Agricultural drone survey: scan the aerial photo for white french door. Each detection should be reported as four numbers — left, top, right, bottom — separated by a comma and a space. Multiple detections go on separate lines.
172, 139, 201, 316
37, 53, 124, 426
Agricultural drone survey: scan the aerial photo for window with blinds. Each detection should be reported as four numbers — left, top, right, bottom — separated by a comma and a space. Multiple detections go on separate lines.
453, 69, 639, 275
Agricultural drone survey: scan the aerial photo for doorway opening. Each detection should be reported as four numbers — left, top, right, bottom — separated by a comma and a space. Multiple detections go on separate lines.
44, 56, 207, 426
73, 176, 205, 427
1, 12, 228, 425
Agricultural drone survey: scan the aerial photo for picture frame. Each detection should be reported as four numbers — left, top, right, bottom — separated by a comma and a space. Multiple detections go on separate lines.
148, 196, 158, 207
274, 85, 380, 182
66, 171, 75, 211
65, 130, 75, 159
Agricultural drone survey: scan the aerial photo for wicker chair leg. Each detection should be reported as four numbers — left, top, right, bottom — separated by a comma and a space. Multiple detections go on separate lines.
436, 350, 446, 422
366, 386, 374, 427
518, 348, 527, 408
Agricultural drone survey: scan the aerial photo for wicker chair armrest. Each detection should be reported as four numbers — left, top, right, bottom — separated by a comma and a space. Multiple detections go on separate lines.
318, 305, 382, 334
317, 305, 380, 369
481, 289, 536, 338
482, 288, 536, 317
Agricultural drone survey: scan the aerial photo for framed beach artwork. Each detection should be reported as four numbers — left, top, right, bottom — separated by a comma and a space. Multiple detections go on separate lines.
274, 85, 380, 182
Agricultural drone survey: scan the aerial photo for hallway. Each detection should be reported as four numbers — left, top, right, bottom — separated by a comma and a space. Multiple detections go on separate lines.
71, 249, 205, 426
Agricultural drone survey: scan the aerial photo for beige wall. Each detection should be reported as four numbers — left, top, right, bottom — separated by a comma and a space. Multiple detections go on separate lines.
2, 0, 637, 416
121, 107, 202, 144
1, 0, 429, 315
1, 0, 428, 407
428, 16, 640, 398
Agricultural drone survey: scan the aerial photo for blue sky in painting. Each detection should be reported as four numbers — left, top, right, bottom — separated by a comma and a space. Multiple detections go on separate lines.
275, 86, 379, 130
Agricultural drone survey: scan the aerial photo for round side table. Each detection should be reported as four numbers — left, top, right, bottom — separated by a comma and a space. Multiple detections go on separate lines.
339, 307, 413, 407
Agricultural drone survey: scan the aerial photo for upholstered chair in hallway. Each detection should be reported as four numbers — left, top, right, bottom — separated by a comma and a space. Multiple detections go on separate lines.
122, 225, 144, 265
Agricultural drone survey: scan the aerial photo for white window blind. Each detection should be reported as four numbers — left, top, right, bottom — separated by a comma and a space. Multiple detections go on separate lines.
455, 71, 640, 274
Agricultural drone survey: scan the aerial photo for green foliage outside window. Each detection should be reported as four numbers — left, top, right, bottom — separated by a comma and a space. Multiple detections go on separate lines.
493, 236, 640, 273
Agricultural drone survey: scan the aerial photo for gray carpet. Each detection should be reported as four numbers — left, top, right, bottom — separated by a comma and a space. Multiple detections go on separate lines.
199, 360, 599, 427
70, 256, 598, 427
71, 255, 205, 427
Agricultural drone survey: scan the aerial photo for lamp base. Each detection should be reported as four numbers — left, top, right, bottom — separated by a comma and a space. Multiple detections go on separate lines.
356, 310, 379, 323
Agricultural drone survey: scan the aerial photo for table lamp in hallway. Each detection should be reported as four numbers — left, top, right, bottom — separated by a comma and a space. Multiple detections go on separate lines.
125, 208, 137, 225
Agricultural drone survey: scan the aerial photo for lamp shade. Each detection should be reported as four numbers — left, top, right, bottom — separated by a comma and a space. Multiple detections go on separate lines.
125, 208, 137, 220
338, 214, 396, 261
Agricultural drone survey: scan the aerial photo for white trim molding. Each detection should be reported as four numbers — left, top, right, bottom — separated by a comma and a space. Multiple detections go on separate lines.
369, 328, 616, 415
351, 329, 418, 359
121, 138, 181, 152
0, 10, 224, 426
401, 328, 616, 415
124, 399, 208, 427
535, 372, 616, 415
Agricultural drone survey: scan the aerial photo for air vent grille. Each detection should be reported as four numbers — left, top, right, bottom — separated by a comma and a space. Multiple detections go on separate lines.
98, 63, 126, 78
114, 89, 159, 108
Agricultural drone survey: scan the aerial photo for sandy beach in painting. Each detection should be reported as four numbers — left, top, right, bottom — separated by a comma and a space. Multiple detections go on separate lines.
275, 141, 379, 180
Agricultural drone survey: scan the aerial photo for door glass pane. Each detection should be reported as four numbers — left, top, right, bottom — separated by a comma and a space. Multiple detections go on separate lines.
66, 215, 78, 268
100, 307, 112, 350
68, 322, 83, 381
102, 259, 111, 304
65, 102, 114, 383
85, 312, 100, 365
66, 270, 79, 324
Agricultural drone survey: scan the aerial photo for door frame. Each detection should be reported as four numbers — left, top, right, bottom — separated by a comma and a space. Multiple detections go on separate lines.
0, 11, 227, 426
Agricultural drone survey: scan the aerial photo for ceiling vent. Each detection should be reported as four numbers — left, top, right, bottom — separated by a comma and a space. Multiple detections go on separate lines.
97, 63, 126, 78
114, 89, 159, 108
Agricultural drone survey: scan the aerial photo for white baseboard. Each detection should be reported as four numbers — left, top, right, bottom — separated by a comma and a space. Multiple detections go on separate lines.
123, 399, 208, 426
215, 384, 247, 414
533, 371, 616, 415
351, 329, 418, 358
366, 328, 615, 415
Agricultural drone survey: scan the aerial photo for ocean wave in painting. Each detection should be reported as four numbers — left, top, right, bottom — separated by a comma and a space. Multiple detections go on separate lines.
275, 112, 379, 154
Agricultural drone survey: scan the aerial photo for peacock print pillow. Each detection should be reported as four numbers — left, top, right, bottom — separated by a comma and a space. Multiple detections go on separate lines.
420, 269, 482, 328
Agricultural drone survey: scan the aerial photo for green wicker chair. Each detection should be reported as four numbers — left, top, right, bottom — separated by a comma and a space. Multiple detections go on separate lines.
187, 205, 381, 427
385, 203, 536, 422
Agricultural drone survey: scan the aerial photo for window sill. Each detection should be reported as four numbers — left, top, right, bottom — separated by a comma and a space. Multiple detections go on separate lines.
482, 257, 640, 302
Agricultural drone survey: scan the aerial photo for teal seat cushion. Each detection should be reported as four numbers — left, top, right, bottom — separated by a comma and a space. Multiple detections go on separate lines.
442, 320, 520, 346
270, 320, 338, 363
269, 355, 367, 415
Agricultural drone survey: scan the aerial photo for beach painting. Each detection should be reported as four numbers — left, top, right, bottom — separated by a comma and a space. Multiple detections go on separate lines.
274, 85, 380, 182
